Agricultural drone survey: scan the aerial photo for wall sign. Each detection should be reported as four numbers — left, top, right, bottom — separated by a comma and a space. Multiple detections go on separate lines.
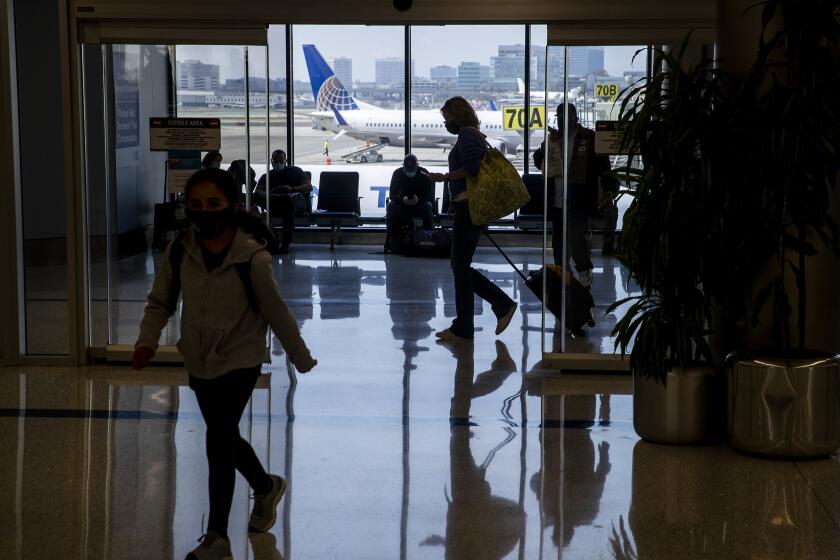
150, 118, 221, 151
595, 121, 623, 154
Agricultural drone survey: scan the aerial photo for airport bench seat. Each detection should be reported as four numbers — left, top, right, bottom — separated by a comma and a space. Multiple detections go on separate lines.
312, 171, 361, 249
515, 172, 547, 231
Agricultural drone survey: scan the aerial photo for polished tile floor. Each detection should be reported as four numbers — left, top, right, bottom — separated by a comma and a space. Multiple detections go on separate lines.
5, 245, 840, 559
25, 243, 639, 355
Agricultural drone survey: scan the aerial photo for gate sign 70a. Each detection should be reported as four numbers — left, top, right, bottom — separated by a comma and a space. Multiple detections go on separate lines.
502, 106, 546, 131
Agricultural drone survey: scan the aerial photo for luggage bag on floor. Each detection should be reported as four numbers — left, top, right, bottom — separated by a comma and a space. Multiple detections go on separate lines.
485, 233, 595, 336
399, 228, 452, 258
525, 265, 595, 336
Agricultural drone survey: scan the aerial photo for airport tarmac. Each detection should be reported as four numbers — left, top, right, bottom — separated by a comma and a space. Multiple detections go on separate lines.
217, 123, 532, 169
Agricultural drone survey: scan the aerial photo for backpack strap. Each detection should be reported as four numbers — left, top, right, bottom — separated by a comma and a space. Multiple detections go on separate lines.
166, 232, 187, 314
235, 256, 260, 314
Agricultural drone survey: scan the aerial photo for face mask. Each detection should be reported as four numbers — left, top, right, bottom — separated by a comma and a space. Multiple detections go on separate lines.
272, 161, 286, 171
186, 206, 235, 240
404, 169, 417, 178
445, 121, 460, 135
207, 161, 221, 169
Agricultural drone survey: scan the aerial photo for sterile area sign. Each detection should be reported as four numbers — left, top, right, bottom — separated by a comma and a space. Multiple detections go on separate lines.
595, 121, 622, 154
150, 118, 221, 151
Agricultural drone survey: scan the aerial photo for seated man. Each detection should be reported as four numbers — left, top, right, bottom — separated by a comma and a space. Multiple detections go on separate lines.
254, 149, 312, 254
386, 154, 435, 251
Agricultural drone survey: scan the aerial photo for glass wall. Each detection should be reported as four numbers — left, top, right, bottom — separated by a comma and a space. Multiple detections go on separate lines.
292, 25, 405, 220
75, 27, 651, 362
542, 45, 646, 355
84, 42, 271, 347
15, 0, 69, 355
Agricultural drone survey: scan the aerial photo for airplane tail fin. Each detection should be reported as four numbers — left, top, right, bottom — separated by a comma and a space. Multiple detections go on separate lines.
331, 107, 348, 127
302, 44, 359, 111
489, 100, 498, 111
517, 77, 526, 95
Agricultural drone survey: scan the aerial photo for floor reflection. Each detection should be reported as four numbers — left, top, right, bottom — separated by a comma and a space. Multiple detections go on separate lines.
533, 395, 611, 551
422, 340, 525, 560
2, 365, 840, 559
8, 248, 840, 559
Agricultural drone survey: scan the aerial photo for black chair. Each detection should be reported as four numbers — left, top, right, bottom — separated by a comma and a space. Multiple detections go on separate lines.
312, 171, 361, 249
515, 173, 547, 231
437, 182, 454, 229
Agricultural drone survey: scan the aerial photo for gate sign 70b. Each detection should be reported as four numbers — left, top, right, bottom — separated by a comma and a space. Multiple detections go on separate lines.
502, 106, 546, 131
595, 83, 620, 102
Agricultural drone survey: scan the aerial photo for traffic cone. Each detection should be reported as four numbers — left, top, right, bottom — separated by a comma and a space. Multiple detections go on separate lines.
325, 156, 332, 165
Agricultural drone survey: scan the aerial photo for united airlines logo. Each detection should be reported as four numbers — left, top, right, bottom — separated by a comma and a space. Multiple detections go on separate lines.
316, 75, 359, 111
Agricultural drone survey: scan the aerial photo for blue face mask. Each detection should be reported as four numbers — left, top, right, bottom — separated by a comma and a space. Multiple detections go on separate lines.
272, 161, 285, 171
404, 169, 417, 178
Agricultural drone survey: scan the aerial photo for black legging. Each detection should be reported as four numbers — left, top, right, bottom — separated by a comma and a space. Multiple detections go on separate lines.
190, 366, 272, 538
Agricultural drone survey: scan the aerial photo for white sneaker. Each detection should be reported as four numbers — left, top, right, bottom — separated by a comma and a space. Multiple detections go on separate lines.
578, 269, 593, 289
185, 531, 232, 560
249, 474, 287, 533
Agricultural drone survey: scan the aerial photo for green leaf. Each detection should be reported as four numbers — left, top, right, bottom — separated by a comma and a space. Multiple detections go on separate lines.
751, 281, 775, 327
782, 234, 819, 256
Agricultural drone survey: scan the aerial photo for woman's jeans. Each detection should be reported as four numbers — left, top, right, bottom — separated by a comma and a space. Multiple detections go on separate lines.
449, 201, 515, 338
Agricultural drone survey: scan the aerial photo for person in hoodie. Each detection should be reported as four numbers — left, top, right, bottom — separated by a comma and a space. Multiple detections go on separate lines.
132, 168, 317, 560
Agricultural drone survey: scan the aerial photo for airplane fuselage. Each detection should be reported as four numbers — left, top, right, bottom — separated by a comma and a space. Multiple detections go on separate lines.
312, 109, 547, 154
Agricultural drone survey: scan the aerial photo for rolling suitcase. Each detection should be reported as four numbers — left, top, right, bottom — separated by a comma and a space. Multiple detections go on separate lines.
485, 233, 595, 336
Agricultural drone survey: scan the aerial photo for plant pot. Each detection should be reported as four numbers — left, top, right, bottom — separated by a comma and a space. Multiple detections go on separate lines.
727, 350, 840, 458
633, 363, 726, 444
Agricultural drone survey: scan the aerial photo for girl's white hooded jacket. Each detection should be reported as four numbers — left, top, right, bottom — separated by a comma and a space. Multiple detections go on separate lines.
135, 228, 314, 378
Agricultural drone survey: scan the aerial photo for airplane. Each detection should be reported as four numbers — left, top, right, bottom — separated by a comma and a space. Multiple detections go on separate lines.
516, 78, 571, 102
303, 44, 537, 156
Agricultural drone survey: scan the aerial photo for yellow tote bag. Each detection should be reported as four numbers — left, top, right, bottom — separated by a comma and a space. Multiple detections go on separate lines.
466, 145, 530, 225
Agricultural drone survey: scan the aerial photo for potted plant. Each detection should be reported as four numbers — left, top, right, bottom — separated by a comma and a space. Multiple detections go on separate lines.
710, 0, 840, 457
612, 0, 840, 453
608, 40, 728, 444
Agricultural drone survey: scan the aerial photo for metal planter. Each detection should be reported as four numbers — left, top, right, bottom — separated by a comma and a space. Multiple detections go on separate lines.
727, 350, 840, 458
633, 364, 726, 444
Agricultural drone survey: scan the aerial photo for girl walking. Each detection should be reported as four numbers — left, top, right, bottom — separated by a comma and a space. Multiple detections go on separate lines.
133, 168, 317, 560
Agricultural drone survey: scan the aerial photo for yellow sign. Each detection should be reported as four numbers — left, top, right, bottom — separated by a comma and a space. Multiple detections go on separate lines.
502, 106, 546, 131
595, 82, 620, 102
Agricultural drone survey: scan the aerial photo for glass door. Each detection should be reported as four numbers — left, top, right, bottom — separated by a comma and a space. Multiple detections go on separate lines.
541, 44, 647, 364
81, 38, 270, 352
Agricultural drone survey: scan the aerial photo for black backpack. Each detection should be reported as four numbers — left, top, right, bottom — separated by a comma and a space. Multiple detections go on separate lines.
165, 232, 259, 314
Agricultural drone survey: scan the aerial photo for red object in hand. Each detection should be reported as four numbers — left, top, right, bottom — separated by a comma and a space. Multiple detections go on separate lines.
132, 346, 155, 370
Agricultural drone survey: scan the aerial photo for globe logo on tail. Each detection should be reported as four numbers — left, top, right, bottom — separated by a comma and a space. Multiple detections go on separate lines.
316, 76, 359, 111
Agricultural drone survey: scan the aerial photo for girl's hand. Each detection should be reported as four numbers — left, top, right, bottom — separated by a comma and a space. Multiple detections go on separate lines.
132, 346, 155, 370
296, 355, 317, 373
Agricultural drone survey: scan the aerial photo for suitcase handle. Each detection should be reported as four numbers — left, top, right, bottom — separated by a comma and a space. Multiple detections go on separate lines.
484, 232, 529, 283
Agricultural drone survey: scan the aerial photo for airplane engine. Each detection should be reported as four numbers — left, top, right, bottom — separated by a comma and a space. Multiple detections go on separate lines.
487, 138, 517, 155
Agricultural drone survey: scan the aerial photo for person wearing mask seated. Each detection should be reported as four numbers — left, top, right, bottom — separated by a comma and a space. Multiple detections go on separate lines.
385, 154, 435, 252
254, 149, 313, 254
202, 151, 223, 170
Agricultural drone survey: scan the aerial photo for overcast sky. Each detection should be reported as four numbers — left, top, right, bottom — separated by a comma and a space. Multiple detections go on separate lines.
176, 25, 645, 83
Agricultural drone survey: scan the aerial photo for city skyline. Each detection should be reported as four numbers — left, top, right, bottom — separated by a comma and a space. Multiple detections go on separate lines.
175, 25, 643, 83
